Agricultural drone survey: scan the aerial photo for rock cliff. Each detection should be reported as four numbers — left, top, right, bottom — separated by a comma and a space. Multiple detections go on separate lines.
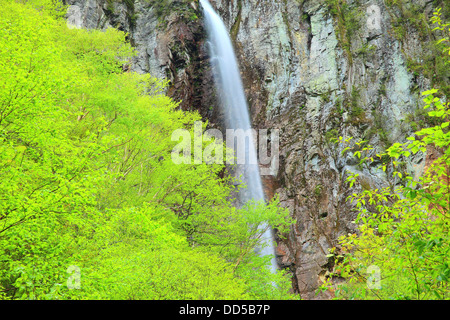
66, 0, 447, 299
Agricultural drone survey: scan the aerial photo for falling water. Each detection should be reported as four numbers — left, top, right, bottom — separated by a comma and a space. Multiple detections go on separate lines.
200, 0, 277, 274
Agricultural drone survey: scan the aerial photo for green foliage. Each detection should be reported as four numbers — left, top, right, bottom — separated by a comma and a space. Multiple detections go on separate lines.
342, 85, 369, 127
104, 0, 138, 28
323, 13, 450, 296
393, 6, 450, 98
325, 128, 339, 144
324, 0, 363, 62
145, 0, 198, 27
230, 0, 242, 42
386, 0, 430, 40
66, 205, 249, 299
323, 89, 450, 300
313, 184, 323, 198
0, 0, 295, 300
431, 8, 450, 62
356, 43, 376, 59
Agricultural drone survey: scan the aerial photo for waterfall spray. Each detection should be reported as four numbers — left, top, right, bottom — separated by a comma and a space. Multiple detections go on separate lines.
200, 0, 277, 274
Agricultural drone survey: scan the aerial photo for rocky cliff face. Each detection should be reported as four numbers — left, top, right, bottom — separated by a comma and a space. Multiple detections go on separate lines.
66, 0, 217, 117
66, 0, 445, 299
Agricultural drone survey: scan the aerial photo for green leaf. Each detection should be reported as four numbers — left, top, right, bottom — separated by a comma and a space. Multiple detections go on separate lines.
421, 89, 438, 96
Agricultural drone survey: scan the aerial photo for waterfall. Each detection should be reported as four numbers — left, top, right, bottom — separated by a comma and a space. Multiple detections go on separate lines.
200, 0, 277, 274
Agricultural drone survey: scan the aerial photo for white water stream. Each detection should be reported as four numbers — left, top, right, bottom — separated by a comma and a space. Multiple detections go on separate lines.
200, 0, 277, 274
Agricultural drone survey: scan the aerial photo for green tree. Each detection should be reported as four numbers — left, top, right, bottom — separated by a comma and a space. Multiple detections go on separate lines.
0, 0, 295, 300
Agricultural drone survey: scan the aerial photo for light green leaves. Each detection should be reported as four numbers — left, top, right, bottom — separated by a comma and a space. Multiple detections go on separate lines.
421, 89, 439, 96
329, 88, 450, 300
0, 0, 295, 300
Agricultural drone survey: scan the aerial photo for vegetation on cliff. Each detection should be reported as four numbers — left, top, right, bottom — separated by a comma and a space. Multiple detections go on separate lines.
321, 8, 450, 300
